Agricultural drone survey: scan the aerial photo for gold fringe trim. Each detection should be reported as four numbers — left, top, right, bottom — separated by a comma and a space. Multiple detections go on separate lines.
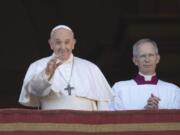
0, 122, 180, 132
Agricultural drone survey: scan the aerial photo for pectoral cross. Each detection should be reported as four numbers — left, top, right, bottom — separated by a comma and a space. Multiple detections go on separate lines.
64, 84, 74, 95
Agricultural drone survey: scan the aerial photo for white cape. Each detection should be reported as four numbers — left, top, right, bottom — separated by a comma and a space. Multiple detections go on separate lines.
19, 55, 113, 108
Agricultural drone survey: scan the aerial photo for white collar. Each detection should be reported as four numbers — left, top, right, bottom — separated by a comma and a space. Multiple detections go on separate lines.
64, 54, 73, 64
52, 53, 74, 64
139, 72, 156, 81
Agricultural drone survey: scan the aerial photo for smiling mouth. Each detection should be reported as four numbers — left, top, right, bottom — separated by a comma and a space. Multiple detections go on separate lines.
144, 65, 152, 68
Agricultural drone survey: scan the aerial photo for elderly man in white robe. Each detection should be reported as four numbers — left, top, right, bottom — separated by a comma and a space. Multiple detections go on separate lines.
109, 38, 180, 110
19, 25, 113, 110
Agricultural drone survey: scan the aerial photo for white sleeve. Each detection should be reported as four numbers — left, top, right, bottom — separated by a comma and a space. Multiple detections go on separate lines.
26, 70, 52, 97
19, 60, 54, 107
109, 83, 125, 110
173, 86, 180, 109
97, 101, 110, 111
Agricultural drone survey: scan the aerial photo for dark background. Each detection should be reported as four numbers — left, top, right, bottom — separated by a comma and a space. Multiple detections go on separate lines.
0, 0, 179, 108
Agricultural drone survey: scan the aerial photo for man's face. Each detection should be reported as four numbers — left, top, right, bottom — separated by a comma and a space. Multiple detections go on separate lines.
133, 42, 160, 75
49, 28, 75, 61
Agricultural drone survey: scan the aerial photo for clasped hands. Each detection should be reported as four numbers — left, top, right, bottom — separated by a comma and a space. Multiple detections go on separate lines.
144, 93, 161, 110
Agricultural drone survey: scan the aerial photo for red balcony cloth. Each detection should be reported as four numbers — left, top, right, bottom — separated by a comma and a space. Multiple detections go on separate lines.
0, 108, 180, 135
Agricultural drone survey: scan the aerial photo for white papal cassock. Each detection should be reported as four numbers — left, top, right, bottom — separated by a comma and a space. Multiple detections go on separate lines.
109, 78, 180, 110
19, 54, 113, 110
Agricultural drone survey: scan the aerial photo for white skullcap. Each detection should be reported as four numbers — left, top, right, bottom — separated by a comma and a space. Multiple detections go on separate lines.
50, 25, 72, 37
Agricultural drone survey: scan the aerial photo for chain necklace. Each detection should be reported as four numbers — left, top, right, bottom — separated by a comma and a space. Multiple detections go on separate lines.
58, 57, 74, 95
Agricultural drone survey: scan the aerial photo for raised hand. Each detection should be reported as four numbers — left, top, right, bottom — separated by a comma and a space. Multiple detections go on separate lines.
45, 57, 62, 80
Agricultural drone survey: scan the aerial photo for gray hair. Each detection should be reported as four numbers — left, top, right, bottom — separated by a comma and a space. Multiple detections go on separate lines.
133, 38, 159, 57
